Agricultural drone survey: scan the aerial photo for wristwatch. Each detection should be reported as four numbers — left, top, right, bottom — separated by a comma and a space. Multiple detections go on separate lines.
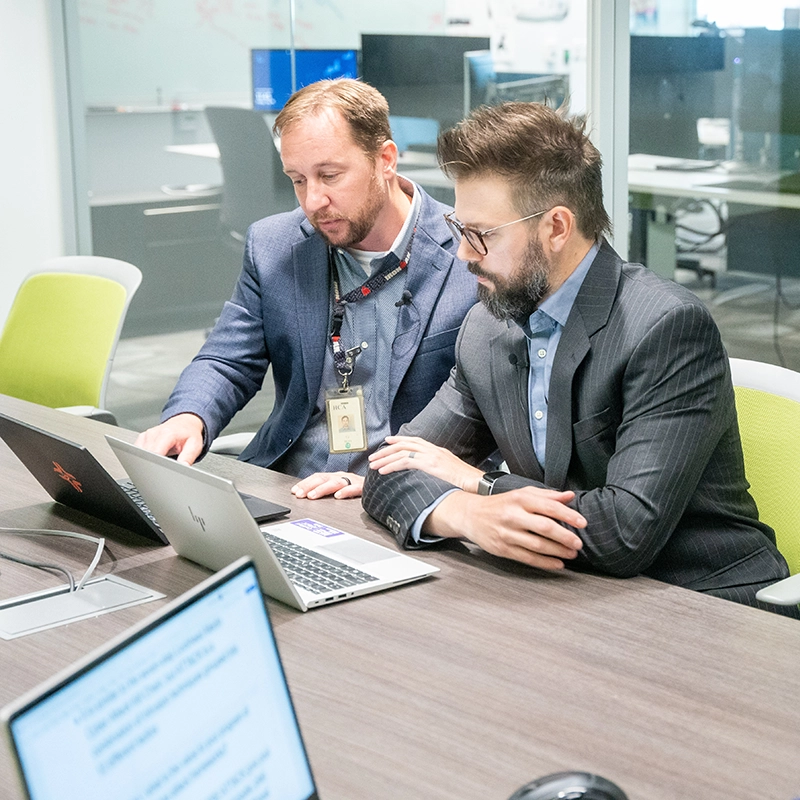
477, 470, 507, 496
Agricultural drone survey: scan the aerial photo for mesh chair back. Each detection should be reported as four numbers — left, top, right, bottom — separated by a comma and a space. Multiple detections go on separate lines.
205, 107, 297, 238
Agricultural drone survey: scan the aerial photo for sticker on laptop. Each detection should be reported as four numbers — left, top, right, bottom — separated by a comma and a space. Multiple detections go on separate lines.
283, 519, 346, 538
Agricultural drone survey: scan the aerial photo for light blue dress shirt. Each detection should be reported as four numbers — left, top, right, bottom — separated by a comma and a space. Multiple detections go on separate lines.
410, 241, 599, 542
523, 241, 598, 466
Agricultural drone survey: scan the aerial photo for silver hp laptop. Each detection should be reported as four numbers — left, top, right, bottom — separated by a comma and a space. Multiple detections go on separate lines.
106, 436, 438, 611
0, 412, 289, 544
3, 557, 320, 800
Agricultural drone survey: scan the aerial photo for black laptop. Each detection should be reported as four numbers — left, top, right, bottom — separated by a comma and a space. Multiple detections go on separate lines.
0, 413, 290, 544
2, 557, 320, 800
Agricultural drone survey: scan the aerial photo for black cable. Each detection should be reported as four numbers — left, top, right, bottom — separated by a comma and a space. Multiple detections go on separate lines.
0, 527, 106, 593
675, 222, 728, 239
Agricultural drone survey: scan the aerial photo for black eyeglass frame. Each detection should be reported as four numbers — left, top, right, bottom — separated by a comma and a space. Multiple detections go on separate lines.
443, 209, 548, 255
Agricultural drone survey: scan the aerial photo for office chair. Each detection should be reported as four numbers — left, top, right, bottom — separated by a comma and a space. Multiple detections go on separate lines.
729, 357, 800, 606
0, 256, 142, 424
204, 106, 297, 244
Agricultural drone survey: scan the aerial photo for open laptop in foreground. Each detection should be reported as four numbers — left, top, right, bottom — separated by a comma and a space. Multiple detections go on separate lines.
0, 412, 289, 544
107, 436, 438, 611
3, 557, 320, 800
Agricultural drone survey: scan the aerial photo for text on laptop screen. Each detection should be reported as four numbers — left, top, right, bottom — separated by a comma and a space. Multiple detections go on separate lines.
9, 565, 316, 800
251, 48, 358, 111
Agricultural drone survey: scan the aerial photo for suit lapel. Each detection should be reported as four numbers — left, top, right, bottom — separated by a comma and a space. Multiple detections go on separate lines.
293, 222, 331, 404
545, 242, 622, 487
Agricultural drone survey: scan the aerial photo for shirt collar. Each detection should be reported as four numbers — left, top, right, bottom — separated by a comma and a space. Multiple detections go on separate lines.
343, 177, 421, 266
524, 240, 600, 332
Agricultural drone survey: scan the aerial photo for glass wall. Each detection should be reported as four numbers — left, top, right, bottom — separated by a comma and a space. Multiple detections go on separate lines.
628, 0, 800, 368
74, 0, 590, 337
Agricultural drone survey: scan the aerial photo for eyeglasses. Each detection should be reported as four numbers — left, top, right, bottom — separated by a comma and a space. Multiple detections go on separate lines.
443, 209, 548, 255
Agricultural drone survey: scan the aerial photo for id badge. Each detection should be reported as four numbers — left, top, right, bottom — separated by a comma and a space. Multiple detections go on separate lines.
326, 385, 368, 453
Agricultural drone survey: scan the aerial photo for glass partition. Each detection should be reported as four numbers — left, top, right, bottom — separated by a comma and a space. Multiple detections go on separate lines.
76, 0, 590, 338
628, 0, 800, 369
71, 0, 590, 430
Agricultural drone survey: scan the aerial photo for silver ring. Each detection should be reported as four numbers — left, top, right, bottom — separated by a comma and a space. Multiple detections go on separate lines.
408, 451, 416, 459
340, 475, 351, 485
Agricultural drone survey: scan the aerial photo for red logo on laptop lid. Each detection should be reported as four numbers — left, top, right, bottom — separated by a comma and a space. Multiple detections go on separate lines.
52, 461, 83, 493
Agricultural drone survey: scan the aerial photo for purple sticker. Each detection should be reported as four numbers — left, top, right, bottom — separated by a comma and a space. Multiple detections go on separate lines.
291, 519, 346, 538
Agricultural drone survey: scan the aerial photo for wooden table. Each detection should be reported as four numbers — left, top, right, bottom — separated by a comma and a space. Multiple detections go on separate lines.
1, 394, 798, 800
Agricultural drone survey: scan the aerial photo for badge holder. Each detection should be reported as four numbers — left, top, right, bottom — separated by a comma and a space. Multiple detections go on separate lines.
326, 344, 368, 454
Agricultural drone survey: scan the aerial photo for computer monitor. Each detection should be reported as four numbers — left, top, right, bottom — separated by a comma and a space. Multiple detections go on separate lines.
464, 50, 496, 115
738, 28, 800, 138
629, 35, 728, 159
629, 35, 725, 75
361, 33, 490, 130
251, 48, 359, 112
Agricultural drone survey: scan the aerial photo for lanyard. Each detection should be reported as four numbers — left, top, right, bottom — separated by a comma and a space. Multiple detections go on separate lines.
328, 227, 416, 389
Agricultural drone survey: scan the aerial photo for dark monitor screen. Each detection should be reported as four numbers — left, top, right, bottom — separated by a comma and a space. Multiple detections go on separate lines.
630, 35, 725, 74
738, 28, 800, 137
360, 34, 490, 129
630, 35, 725, 75
629, 35, 727, 159
251, 49, 359, 111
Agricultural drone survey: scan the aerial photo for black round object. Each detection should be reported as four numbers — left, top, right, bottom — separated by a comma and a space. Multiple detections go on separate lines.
507, 772, 628, 800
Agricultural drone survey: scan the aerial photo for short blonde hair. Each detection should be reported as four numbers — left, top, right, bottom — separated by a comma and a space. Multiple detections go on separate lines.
273, 78, 392, 157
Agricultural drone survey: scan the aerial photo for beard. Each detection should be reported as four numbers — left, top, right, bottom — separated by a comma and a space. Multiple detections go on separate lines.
310, 170, 386, 248
471, 236, 551, 320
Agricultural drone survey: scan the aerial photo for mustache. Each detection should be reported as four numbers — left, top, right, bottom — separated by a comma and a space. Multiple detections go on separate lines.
467, 261, 491, 280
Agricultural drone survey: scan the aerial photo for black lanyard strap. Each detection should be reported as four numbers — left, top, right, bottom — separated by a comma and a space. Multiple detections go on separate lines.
329, 227, 416, 382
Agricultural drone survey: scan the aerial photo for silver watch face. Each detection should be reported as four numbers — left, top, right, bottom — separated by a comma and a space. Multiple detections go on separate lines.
478, 471, 503, 495
478, 477, 491, 495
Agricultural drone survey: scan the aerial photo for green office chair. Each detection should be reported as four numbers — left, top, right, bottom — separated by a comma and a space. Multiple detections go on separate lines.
0, 256, 142, 424
730, 357, 800, 606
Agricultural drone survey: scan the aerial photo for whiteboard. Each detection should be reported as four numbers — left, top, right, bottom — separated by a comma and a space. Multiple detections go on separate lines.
78, 0, 449, 107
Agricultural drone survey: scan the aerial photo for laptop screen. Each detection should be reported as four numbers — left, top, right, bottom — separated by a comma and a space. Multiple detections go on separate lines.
5, 559, 318, 800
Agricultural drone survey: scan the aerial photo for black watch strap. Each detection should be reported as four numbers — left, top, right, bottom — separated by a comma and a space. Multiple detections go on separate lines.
477, 470, 507, 496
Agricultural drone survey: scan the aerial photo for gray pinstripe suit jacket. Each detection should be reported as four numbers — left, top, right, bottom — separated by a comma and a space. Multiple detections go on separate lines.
363, 241, 796, 611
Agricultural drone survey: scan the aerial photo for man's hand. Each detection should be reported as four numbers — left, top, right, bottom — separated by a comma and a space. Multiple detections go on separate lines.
427, 487, 586, 570
135, 413, 205, 465
291, 472, 364, 500
368, 435, 484, 492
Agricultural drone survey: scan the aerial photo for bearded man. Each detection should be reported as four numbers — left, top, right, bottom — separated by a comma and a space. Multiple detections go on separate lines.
137, 79, 476, 500
362, 101, 798, 616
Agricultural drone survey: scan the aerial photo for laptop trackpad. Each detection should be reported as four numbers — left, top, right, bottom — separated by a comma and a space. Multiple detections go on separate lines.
318, 538, 400, 565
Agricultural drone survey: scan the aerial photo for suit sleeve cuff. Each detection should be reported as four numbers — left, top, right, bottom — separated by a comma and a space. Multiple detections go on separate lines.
409, 488, 461, 545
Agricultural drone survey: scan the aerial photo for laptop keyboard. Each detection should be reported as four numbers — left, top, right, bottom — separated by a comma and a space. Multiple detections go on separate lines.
263, 531, 377, 594
119, 479, 162, 529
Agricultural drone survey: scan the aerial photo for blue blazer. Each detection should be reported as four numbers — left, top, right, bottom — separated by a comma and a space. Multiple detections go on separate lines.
162, 186, 477, 470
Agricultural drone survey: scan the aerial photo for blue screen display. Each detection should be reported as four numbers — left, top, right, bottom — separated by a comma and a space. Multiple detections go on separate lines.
252, 49, 359, 111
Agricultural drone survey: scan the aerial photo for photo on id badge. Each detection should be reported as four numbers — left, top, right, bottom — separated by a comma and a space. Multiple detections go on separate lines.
326, 386, 367, 453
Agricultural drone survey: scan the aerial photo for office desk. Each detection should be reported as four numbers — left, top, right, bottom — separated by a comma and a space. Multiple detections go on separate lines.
166, 142, 440, 170
629, 154, 800, 280
628, 153, 800, 210
1, 394, 799, 800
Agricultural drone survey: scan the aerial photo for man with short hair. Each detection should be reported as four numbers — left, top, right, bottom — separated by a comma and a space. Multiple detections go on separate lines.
363, 101, 797, 615
136, 79, 476, 499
